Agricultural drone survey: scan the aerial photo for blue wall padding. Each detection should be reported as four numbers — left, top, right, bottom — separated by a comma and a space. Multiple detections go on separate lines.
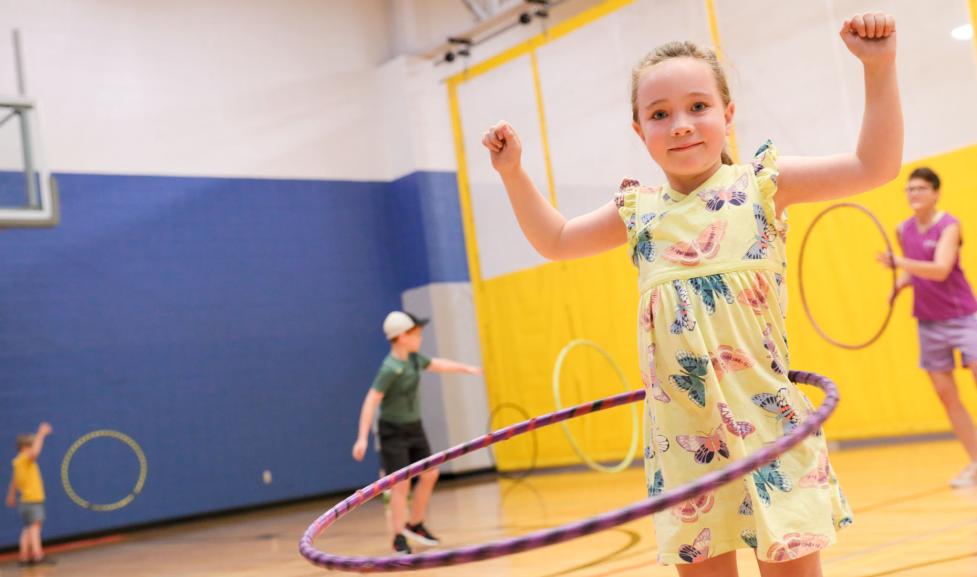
387, 171, 469, 291
0, 170, 466, 546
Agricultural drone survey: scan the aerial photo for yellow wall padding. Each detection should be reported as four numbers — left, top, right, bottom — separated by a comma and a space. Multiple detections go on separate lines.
481, 249, 641, 470
786, 144, 977, 440
480, 145, 977, 470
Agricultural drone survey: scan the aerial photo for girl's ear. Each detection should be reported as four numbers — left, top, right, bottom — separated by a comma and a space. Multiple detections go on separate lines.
724, 101, 736, 133
632, 120, 644, 141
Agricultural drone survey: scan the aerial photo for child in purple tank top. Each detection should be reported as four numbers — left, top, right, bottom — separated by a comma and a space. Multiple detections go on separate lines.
879, 167, 977, 488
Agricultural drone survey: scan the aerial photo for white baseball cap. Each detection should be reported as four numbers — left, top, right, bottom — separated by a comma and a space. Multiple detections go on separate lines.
382, 311, 429, 340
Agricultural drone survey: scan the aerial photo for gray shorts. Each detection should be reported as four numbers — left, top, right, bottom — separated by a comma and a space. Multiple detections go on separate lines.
918, 313, 977, 371
18, 502, 45, 526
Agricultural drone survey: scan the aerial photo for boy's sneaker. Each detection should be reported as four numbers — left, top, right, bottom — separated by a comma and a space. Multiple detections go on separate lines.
950, 462, 977, 488
403, 522, 440, 546
392, 534, 412, 555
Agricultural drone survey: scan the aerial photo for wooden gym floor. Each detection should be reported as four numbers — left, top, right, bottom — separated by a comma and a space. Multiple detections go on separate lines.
1, 439, 975, 577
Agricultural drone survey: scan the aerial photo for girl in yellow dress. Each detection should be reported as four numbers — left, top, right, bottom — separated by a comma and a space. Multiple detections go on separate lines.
482, 12, 901, 577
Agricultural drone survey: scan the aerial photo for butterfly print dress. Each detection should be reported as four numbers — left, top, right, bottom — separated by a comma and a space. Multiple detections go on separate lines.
616, 142, 852, 565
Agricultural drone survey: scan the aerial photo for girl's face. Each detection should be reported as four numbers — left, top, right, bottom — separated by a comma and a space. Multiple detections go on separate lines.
632, 57, 734, 191
905, 177, 939, 213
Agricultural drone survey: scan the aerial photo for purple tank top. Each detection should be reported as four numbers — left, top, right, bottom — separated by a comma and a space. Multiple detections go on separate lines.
898, 212, 977, 321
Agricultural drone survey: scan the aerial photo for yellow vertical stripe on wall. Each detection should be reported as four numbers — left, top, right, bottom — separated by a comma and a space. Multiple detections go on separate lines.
970, 0, 977, 65
447, 79, 497, 413
704, 0, 740, 164
530, 49, 559, 208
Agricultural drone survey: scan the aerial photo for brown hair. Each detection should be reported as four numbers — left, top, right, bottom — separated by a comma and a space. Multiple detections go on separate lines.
16, 435, 33, 450
908, 167, 940, 191
631, 41, 733, 165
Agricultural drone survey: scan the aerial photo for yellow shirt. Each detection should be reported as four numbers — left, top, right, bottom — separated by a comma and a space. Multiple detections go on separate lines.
12, 452, 45, 503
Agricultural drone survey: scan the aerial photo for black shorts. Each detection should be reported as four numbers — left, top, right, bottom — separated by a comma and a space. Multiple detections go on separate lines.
377, 419, 432, 474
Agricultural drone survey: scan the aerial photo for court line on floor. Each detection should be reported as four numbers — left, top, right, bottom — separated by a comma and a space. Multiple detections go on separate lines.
854, 551, 977, 577
852, 486, 952, 514
516, 483, 967, 576
0, 533, 125, 562
826, 516, 977, 565
532, 528, 642, 577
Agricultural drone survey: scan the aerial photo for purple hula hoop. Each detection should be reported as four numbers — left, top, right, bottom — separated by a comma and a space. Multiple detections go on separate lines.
301, 370, 838, 573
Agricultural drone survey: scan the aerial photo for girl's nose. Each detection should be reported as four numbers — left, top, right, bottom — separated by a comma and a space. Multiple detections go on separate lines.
671, 122, 693, 137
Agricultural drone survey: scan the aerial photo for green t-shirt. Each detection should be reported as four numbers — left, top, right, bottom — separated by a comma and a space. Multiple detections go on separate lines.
371, 352, 432, 424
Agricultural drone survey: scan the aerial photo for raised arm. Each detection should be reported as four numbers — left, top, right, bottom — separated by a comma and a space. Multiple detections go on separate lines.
483, 122, 626, 260
29, 422, 52, 460
776, 13, 902, 210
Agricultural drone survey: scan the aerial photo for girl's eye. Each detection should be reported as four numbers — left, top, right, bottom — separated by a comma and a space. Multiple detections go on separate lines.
691, 102, 708, 112
651, 110, 667, 120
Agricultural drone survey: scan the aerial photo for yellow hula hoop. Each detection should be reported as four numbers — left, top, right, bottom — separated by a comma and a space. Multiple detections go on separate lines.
552, 339, 640, 473
61, 430, 148, 512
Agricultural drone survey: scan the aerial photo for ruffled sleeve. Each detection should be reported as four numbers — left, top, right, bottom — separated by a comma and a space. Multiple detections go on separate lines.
752, 140, 787, 233
752, 140, 778, 200
614, 178, 641, 247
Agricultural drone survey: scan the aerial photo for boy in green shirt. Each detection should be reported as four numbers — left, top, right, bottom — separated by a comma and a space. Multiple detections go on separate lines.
352, 311, 481, 555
